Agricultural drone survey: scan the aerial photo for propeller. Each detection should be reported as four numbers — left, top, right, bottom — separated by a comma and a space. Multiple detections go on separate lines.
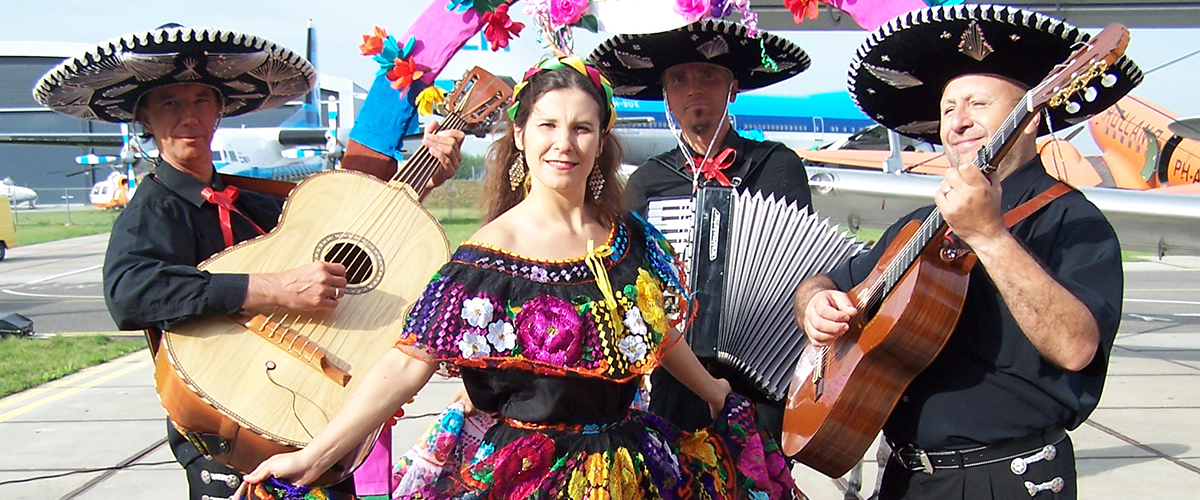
280, 96, 343, 169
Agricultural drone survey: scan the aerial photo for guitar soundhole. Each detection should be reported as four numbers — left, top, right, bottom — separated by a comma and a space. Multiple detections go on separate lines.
324, 243, 374, 285
314, 232, 385, 294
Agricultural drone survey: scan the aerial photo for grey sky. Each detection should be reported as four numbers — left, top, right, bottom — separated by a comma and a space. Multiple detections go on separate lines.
3, 0, 1198, 150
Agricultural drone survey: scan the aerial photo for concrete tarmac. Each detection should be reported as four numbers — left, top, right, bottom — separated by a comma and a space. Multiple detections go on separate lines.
1, 235, 1198, 499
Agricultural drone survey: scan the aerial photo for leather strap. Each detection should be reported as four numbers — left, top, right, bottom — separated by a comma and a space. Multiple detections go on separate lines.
1004, 182, 1073, 229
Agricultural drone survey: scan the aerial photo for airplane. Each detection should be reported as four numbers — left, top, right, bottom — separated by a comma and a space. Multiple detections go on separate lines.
0, 178, 38, 209
793, 93, 1200, 256
0, 20, 347, 210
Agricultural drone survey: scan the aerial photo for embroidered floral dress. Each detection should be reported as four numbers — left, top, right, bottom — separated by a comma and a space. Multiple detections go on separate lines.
393, 213, 797, 500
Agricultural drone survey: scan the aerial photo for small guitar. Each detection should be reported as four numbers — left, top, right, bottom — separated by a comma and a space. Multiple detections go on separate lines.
154, 67, 511, 485
781, 25, 1132, 477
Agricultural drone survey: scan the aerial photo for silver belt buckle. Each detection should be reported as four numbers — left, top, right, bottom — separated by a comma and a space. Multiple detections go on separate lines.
899, 446, 936, 475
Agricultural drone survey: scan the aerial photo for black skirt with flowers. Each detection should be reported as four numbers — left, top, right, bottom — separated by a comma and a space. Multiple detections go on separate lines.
393, 213, 798, 499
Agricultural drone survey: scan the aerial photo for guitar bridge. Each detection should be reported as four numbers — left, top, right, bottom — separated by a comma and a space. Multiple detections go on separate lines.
231, 312, 351, 387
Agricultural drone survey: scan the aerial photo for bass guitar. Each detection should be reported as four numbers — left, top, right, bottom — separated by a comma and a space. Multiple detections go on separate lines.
154, 67, 511, 485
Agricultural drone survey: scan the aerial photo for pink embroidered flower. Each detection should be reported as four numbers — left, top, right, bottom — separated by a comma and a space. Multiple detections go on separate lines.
515, 294, 585, 366
674, 0, 711, 22
548, 0, 589, 27
482, 3, 524, 51
487, 433, 556, 498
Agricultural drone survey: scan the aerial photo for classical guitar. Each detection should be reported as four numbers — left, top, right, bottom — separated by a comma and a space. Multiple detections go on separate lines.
781, 25, 1132, 477
154, 67, 512, 485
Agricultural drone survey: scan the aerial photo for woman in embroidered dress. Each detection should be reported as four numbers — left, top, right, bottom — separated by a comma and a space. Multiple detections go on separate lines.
246, 56, 797, 499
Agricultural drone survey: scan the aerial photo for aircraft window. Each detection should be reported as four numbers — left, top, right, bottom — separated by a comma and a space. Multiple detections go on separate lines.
212, 151, 224, 161
238, 154, 250, 163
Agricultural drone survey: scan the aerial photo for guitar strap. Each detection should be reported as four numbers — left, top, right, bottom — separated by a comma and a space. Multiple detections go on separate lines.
1003, 182, 1073, 229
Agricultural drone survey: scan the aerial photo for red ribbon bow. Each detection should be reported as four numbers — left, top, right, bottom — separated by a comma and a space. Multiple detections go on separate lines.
688, 147, 737, 187
200, 185, 265, 248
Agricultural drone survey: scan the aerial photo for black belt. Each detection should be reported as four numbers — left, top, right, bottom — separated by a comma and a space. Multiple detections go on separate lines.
894, 427, 1067, 474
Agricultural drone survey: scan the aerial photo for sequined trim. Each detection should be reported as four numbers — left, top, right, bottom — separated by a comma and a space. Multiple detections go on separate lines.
503, 413, 634, 435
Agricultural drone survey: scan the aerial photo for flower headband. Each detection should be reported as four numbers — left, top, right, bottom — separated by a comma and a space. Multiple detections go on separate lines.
507, 55, 617, 133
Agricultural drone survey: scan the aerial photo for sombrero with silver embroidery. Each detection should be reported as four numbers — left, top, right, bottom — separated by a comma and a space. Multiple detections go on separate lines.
848, 4, 1142, 144
33, 25, 316, 123
587, 20, 810, 101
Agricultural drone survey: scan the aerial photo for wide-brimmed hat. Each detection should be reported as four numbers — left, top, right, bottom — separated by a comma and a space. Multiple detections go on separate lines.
587, 20, 810, 101
848, 4, 1143, 144
33, 25, 316, 123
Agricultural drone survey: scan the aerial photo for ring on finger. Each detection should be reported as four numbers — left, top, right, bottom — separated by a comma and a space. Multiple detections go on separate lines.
942, 185, 952, 194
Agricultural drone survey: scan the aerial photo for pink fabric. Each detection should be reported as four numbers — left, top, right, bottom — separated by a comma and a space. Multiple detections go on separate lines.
352, 426, 394, 495
822, 0, 926, 31
401, 1, 486, 84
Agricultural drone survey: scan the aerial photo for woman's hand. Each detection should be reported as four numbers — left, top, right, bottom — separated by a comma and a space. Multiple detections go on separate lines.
706, 377, 733, 419
243, 448, 323, 489
449, 386, 477, 416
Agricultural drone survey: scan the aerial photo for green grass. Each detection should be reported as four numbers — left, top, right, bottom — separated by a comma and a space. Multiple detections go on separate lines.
12, 208, 119, 246
0, 335, 146, 398
424, 206, 483, 249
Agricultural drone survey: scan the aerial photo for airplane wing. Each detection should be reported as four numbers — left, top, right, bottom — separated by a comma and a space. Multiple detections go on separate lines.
807, 166, 1200, 257
0, 133, 125, 147
796, 149, 950, 175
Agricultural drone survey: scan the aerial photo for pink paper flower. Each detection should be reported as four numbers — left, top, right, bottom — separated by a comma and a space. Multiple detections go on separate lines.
675, 0, 711, 22
482, 3, 525, 51
548, 0, 589, 27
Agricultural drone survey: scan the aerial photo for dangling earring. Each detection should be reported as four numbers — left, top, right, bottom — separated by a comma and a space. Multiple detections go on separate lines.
509, 153, 526, 191
588, 160, 605, 200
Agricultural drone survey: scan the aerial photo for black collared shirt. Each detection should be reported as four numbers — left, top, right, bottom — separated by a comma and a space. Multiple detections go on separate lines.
103, 163, 284, 331
625, 132, 812, 215
827, 157, 1123, 450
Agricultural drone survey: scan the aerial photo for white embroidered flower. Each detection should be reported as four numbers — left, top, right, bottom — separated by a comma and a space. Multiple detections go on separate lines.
623, 307, 648, 337
618, 334, 648, 363
529, 266, 550, 282
457, 331, 491, 358
486, 320, 517, 351
460, 297, 494, 328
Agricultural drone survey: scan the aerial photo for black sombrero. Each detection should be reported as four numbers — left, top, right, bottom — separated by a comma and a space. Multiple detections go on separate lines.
33, 26, 316, 123
848, 4, 1143, 144
587, 20, 810, 101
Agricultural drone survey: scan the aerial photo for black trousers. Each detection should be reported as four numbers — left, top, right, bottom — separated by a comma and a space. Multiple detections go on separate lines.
166, 420, 357, 499
879, 433, 1077, 500
167, 419, 246, 500
648, 363, 785, 443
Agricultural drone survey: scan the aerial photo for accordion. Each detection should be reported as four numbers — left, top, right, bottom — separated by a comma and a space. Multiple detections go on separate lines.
647, 187, 864, 400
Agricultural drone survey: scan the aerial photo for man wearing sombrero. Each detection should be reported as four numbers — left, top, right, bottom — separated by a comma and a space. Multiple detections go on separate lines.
33, 25, 463, 499
589, 18, 813, 442
794, 5, 1142, 498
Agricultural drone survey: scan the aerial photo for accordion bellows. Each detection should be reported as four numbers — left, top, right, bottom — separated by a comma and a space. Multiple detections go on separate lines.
649, 188, 865, 400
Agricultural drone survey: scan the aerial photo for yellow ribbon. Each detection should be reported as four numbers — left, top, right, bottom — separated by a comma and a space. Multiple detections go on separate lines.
584, 239, 617, 313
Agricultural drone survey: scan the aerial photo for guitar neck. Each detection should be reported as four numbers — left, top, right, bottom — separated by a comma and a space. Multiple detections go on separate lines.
392, 113, 471, 190
869, 94, 1037, 302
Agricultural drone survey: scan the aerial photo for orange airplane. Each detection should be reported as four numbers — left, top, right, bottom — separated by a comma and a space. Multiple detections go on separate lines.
798, 95, 1200, 195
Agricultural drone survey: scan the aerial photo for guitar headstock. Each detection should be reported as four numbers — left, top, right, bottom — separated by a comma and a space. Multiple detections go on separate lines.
1030, 23, 1130, 113
444, 67, 513, 127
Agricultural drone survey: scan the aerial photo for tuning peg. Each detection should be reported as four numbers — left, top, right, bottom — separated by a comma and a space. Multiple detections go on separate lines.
1101, 73, 1118, 88
1084, 87, 1098, 102
1065, 101, 1082, 114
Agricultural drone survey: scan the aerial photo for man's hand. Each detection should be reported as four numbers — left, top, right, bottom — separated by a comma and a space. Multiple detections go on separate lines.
802, 290, 858, 347
420, 120, 465, 197
937, 162, 1006, 252
245, 261, 348, 311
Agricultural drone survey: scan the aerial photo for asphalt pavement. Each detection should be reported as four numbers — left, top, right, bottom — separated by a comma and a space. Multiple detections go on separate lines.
1, 234, 1198, 499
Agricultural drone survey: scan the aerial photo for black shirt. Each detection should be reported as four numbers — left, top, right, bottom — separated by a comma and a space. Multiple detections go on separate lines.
625, 132, 812, 215
103, 163, 284, 331
827, 158, 1123, 450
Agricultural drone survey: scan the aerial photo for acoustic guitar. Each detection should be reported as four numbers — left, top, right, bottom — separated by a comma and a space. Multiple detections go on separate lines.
154, 67, 512, 485
781, 25, 1133, 477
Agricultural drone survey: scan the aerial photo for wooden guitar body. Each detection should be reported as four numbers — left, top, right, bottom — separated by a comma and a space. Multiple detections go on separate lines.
782, 220, 976, 477
157, 169, 449, 483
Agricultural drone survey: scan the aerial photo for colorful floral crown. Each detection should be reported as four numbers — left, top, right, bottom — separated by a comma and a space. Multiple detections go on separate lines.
507, 55, 616, 133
